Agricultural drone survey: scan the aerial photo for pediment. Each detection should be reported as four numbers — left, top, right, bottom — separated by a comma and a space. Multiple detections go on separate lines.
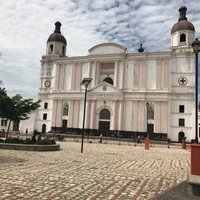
88, 43, 126, 55
90, 82, 121, 93
88, 82, 123, 100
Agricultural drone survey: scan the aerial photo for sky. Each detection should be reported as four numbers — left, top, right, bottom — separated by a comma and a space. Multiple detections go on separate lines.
0, 0, 200, 99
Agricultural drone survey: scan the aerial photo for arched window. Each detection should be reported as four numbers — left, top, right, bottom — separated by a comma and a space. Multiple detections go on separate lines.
62, 46, 65, 56
180, 34, 186, 43
63, 104, 69, 116
100, 109, 110, 120
147, 103, 154, 120
103, 77, 113, 85
50, 44, 53, 53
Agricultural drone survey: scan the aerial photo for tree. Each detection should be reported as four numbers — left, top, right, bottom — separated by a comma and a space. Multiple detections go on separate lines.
0, 87, 6, 96
0, 87, 40, 139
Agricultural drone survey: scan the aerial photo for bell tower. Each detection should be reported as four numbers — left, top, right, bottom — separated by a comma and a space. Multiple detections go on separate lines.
171, 6, 195, 48
46, 21, 67, 57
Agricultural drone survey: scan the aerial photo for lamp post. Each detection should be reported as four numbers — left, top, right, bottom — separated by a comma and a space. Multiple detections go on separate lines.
192, 38, 200, 143
80, 77, 92, 153
146, 102, 149, 138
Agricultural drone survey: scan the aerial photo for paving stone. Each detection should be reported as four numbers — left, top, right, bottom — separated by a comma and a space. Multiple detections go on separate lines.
0, 142, 190, 200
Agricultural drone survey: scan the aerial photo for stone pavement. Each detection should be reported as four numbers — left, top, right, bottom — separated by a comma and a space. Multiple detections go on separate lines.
0, 142, 190, 200
153, 181, 200, 200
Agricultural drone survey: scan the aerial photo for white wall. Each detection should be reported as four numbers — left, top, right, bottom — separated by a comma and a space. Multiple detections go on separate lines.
64, 64, 72, 90
147, 60, 156, 90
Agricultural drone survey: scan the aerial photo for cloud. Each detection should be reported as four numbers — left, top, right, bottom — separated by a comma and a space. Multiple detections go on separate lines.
0, 0, 200, 98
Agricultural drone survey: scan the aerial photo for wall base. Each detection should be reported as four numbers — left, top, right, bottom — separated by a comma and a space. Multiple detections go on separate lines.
189, 175, 200, 196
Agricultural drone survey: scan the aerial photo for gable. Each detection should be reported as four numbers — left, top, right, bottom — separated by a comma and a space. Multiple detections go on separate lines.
90, 82, 121, 93
89, 43, 126, 55
88, 82, 123, 100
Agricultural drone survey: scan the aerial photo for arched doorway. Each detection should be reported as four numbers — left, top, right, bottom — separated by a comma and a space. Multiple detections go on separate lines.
178, 131, 185, 142
98, 109, 110, 136
42, 124, 46, 134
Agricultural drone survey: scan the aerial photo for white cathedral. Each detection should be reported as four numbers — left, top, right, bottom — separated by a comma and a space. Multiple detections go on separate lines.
18, 6, 200, 142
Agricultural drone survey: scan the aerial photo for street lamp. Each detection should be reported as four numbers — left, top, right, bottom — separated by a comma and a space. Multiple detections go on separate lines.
192, 38, 200, 143
146, 102, 149, 138
80, 77, 92, 153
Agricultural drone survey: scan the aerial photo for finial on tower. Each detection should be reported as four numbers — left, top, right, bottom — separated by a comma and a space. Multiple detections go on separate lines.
178, 6, 187, 21
54, 21, 62, 34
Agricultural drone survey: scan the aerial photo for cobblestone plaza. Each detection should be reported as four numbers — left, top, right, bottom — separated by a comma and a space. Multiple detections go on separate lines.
0, 142, 190, 200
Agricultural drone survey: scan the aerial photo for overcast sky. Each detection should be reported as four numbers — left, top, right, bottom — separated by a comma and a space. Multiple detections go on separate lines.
0, 0, 200, 99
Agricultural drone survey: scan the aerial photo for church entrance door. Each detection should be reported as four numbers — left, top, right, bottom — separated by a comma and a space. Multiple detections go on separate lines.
98, 121, 110, 135
98, 109, 110, 137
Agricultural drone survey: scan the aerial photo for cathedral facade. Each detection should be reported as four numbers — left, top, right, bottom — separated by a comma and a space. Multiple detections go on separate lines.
32, 6, 198, 142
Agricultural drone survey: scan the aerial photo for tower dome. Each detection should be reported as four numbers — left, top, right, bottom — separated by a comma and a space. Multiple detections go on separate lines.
46, 22, 67, 57
47, 21, 67, 44
171, 6, 195, 48
171, 6, 195, 34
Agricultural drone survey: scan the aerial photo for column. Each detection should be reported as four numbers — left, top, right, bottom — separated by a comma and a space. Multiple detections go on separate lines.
162, 59, 169, 89
90, 100, 96, 129
133, 60, 139, 89
75, 63, 81, 90
137, 101, 145, 132
118, 101, 123, 130
160, 101, 168, 133
132, 101, 138, 131
59, 64, 65, 90
95, 61, 100, 86
156, 59, 162, 90
88, 61, 92, 78
118, 61, 124, 89
89, 62, 94, 87
71, 63, 76, 90
139, 60, 146, 89
112, 101, 117, 130
85, 100, 91, 129
73, 100, 80, 128
55, 100, 62, 128
114, 61, 119, 87
54, 65, 60, 90
52, 100, 58, 127
154, 102, 161, 133
68, 100, 74, 128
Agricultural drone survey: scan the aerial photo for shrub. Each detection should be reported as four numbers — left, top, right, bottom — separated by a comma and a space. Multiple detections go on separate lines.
0, 139, 4, 143
36, 139, 56, 145
23, 138, 34, 144
0, 138, 56, 145
5, 138, 24, 144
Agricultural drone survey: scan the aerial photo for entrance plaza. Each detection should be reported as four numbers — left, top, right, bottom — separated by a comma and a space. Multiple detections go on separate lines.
0, 141, 190, 200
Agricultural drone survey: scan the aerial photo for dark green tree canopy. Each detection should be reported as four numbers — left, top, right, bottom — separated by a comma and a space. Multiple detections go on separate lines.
0, 87, 40, 139
0, 87, 6, 96
0, 87, 40, 121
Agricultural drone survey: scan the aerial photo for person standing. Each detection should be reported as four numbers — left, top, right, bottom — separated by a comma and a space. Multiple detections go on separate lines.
99, 133, 103, 143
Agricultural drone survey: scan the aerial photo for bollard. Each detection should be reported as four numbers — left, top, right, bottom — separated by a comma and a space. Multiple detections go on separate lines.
190, 144, 200, 176
144, 138, 150, 150
189, 144, 200, 196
